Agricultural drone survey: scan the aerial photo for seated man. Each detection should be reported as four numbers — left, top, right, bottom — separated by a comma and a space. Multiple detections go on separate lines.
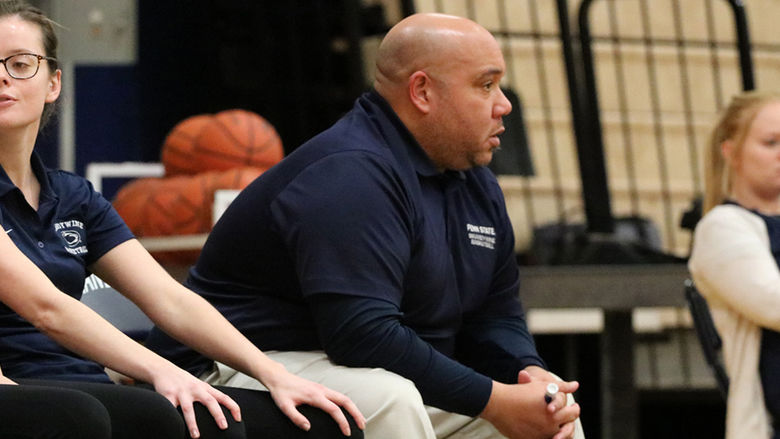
147, 12, 583, 439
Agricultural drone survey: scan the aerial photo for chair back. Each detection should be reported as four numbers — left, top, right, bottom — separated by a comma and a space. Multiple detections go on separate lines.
81, 274, 154, 342
685, 279, 729, 399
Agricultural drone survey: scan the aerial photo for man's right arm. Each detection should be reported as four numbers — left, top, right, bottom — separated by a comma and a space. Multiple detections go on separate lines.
308, 293, 580, 438
307, 292, 492, 416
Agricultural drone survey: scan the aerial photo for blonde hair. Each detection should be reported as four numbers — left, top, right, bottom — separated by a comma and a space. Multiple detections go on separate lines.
704, 90, 780, 213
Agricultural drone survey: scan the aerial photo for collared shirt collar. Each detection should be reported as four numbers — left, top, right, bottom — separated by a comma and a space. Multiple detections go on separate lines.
364, 89, 465, 181
0, 150, 58, 203
0, 165, 14, 199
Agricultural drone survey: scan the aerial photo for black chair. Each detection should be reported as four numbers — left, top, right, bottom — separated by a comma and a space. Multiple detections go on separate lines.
685, 279, 729, 399
81, 274, 154, 342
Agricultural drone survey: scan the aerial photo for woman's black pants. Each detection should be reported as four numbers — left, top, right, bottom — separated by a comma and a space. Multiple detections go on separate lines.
0, 380, 361, 439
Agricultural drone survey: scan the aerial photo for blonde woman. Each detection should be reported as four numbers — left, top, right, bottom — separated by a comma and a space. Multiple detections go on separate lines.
689, 90, 780, 439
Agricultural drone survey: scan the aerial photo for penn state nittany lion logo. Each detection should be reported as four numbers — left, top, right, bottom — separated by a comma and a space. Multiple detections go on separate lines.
60, 230, 82, 247
54, 220, 88, 255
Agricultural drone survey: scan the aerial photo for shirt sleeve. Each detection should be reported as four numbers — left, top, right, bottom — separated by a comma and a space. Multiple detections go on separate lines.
308, 293, 493, 416
455, 310, 546, 384
78, 177, 134, 265
456, 182, 545, 383
689, 206, 780, 331
270, 152, 412, 302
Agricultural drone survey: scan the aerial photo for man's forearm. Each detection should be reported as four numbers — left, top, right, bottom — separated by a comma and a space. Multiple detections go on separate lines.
309, 293, 493, 415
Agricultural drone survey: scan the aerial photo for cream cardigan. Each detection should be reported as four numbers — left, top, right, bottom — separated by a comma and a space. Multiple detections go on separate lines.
689, 204, 780, 439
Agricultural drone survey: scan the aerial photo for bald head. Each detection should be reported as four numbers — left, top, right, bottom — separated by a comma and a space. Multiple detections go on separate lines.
374, 13, 496, 98
371, 13, 510, 172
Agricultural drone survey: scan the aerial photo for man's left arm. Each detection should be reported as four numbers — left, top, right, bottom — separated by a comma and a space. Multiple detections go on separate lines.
455, 192, 582, 438
455, 182, 545, 383
455, 282, 546, 384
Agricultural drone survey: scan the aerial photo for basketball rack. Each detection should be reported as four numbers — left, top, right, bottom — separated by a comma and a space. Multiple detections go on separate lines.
85, 161, 240, 254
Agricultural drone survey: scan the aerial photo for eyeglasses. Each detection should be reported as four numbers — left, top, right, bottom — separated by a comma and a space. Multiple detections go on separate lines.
0, 53, 57, 80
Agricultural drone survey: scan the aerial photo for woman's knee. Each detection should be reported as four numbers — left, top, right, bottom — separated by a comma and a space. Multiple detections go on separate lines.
0, 384, 111, 439
294, 405, 364, 439
59, 390, 112, 439
131, 383, 247, 439
185, 401, 246, 439
211, 385, 364, 439
109, 386, 185, 439
54, 382, 185, 439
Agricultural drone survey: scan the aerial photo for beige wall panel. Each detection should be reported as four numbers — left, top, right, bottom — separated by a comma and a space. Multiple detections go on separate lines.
500, 0, 533, 32
502, 41, 571, 109
504, 44, 544, 106
677, 1, 717, 41
600, 114, 712, 194
472, 0, 501, 29
684, 49, 725, 112
748, 0, 780, 45
414, 0, 469, 16
524, 111, 580, 183
591, 45, 746, 114
756, 53, 780, 89
586, 0, 641, 38
411, 0, 436, 13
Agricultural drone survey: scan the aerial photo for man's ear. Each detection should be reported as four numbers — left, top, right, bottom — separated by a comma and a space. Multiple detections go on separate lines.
408, 71, 432, 114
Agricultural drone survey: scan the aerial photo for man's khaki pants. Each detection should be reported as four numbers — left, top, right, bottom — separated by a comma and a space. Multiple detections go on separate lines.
202, 351, 585, 439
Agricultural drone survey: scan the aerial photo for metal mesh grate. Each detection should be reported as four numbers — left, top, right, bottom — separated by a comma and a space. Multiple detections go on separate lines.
412, 0, 780, 258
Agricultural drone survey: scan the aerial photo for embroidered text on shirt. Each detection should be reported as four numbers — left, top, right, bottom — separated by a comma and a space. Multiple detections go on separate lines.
466, 223, 496, 250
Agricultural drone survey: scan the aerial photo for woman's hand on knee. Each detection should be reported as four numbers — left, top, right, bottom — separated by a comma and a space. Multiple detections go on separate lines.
264, 369, 365, 436
152, 365, 242, 438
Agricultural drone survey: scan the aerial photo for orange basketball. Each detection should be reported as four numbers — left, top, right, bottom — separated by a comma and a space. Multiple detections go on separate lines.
200, 166, 265, 201
113, 167, 266, 265
112, 177, 156, 240
161, 110, 283, 176
160, 114, 213, 176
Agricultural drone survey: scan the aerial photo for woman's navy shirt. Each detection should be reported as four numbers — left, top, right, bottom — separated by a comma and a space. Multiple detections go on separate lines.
0, 151, 133, 382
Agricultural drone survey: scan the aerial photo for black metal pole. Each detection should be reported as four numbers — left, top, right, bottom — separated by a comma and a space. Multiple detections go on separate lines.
400, 0, 416, 17
576, 0, 614, 233
727, 0, 755, 90
342, 0, 366, 98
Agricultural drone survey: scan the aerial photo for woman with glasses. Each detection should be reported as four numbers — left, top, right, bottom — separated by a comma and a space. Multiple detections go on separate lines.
0, 1, 364, 438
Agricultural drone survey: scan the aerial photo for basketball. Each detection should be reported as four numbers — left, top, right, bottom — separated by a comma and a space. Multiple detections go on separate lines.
161, 110, 283, 176
112, 177, 163, 234
159, 114, 213, 176
113, 176, 203, 237
113, 167, 265, 265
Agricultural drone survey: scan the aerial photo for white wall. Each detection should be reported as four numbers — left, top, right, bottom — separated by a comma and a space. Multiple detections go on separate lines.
35, 0, 137, 171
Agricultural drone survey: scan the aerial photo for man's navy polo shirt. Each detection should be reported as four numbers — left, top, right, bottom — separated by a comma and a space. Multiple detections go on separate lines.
0, 151, 133, 382
147, 90, 543, 415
